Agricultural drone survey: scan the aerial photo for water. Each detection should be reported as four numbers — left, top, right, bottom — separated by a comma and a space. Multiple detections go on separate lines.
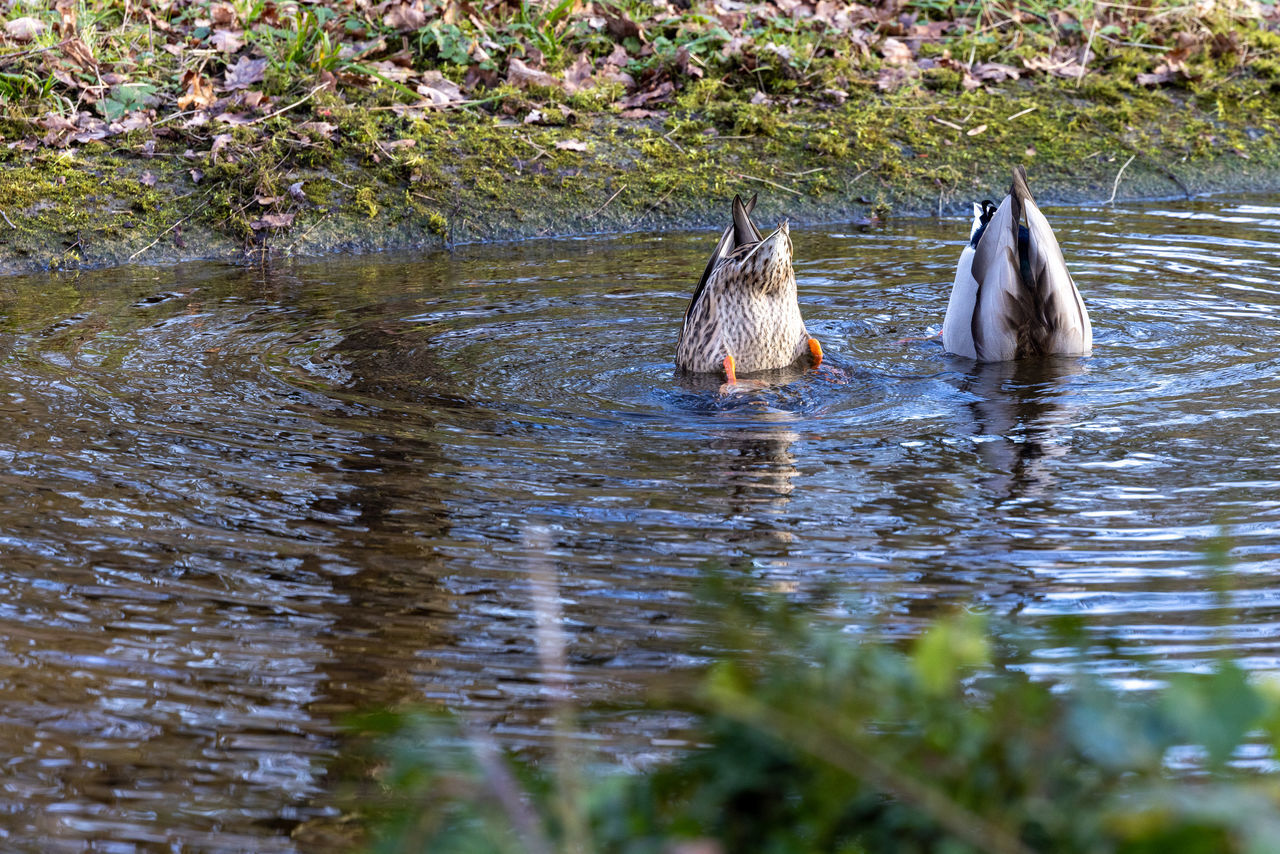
3, 195, 1280, 849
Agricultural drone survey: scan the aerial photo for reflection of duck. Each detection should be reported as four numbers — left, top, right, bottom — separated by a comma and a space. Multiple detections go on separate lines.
676, 194, 822, 383
706, 416, 802, 565
943, 167, 1092, 361
959, 357, 1085, 500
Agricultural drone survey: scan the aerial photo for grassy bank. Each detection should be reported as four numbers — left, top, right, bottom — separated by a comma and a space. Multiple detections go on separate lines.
0, 0, 1278, 273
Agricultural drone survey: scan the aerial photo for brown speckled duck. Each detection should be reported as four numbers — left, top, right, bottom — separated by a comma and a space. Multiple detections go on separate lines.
943, 166, 1092, 361
675, 194, 822, 383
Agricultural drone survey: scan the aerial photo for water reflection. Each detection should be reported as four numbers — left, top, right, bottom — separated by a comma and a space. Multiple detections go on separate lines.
956, 357, 1086, 502
0, 196, 1277, 849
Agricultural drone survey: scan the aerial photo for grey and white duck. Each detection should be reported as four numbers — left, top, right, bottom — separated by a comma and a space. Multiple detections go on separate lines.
942, 166, 1092, 361
676, 194, 822, 383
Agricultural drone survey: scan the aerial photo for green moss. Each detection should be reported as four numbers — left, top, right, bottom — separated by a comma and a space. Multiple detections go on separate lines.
1, 69, 1280, 275
922, 67, 964, 92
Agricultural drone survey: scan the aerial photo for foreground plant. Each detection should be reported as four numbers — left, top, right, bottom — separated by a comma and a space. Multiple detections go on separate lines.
347, 592, 1280, 854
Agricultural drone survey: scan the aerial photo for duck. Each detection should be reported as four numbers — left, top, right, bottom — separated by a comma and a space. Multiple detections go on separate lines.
676, 194, 822, 383
942, 166, 1092, 361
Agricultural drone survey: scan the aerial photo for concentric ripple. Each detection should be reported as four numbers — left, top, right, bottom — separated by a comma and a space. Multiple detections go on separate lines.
1, 196, 1280, 849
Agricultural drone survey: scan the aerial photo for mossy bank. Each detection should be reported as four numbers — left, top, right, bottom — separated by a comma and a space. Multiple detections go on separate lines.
2, 76, 1278, 276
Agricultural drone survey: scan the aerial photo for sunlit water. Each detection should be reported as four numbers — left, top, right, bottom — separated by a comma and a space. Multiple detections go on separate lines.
2, 196, 1280, 849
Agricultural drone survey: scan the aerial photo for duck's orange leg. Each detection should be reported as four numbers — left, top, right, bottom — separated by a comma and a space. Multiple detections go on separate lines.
808, 337, 823, 368
723, 354, 737, 384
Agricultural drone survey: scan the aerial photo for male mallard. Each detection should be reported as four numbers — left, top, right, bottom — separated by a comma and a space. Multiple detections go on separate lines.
942, 166, 1092, 361
675, 194, 822, 383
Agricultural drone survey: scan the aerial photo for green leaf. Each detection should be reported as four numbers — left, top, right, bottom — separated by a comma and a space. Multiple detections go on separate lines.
911, 613, 989, 696
1162, 663, 1264, 767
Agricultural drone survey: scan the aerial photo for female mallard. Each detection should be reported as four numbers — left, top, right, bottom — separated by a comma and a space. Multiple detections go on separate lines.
676, 194, 822, 383
943, 166, 1092, 361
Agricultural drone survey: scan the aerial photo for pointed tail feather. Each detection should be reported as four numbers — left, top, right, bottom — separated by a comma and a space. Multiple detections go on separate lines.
732, 194, 763, 245
684, 194, 763, 324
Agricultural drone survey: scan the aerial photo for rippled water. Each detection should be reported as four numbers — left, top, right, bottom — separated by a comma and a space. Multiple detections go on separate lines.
3, 196, 1280, 849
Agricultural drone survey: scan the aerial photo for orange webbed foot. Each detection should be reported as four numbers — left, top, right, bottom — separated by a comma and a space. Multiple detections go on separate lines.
808, 337, 823, 368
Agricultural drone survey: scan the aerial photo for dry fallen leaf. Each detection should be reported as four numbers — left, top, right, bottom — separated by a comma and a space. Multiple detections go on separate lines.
601, 7, 645, 42
211, 29, 245, 53
296, 121, 336, 139
880, 37, 913, 67
289, 182, 307, 202
604, 44, 630, 67
223, 56, 267, 91
507, 57, 562, 90
1022, 48, 1091, 79
555, 139, 589, 151
63, 37, 98, 71
1136, 58, 1188, 85
971, 61, 1021, 83
418, 71, 464, 106
966, 123, 988, 136
192, 74, 227, 110
140, 171, 157, 187
210, 2, 237, 26
54, 0, 77, 34
384, 1, 428, 29
250, 212, 296, 230
616, 80, 674, 109
210, 133, 233, 161
5, 16, 45, 42
565, 53, 595, 90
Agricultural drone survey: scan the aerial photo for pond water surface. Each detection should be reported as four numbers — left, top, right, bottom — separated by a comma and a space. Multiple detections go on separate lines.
2, 195, 1280, 850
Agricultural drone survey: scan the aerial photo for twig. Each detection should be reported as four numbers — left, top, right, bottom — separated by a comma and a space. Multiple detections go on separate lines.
247, 84, 327, 125
638, 185, 678, 223
284, 210, 332, 255
129, 211, 199, 261
930, 116, 964, 131
589, 185, 625, 219
781, 167, 825, 177
0, 210, 13, 229
129, 188, 216, 261
464, 723, 556, 854
1006, 105, 1038, 121
662, 129, 685, 154
152, 108, 204, 128
733, 172, 802, 196
1076, 18, 1099, 87
1105, 153, 1137, 205
1156, 162, 1192, 199
519, 135, 548, 162
0, 38, 73, 68
722, 698, 1040, 854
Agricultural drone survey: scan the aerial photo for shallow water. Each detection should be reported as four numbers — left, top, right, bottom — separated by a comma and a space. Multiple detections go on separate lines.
3, 195, 1280, 849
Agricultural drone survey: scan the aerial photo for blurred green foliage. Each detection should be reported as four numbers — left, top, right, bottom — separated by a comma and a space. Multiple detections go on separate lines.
347, 589, 1280, 854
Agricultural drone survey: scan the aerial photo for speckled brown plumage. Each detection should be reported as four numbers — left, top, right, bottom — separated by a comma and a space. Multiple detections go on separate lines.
676, 195, 813, 376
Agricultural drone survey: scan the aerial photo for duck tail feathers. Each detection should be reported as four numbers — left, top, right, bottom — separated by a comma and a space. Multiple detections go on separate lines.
731, 194, 763, 246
